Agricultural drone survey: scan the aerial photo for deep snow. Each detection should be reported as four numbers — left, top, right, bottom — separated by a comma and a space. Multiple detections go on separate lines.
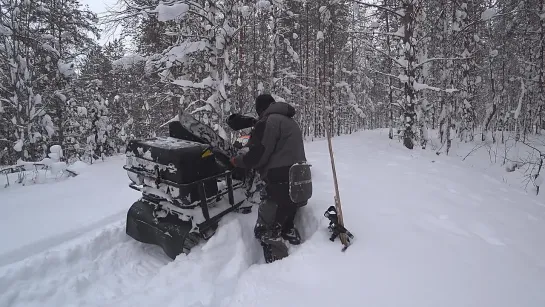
1, 129, 544, 307
0, 156, 140, 266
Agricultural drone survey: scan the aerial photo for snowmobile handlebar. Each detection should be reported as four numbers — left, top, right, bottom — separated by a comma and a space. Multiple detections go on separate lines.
227, 113, 257, 131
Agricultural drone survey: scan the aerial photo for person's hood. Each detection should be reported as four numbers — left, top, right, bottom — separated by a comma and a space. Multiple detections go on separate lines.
261, 102, 296, 118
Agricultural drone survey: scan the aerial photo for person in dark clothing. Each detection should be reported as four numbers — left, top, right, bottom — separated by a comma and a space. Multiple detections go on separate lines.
230, 94, 308, 263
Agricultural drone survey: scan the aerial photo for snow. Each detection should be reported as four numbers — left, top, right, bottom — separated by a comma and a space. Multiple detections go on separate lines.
42, 114, 55, 137
0, 156, 140, 267
67, 161, 90, 175
41, 34, 55, 40
481, 8, 498, 21
140, 137, 198, 150
13, 139, 23, 152
77, 106, 88, 116
413, 81, 441, 92
41, 43, 60, 56
316, 31, 324, 41
514, 78, 525, 119
1, 131, 545, 307
239, 6, 251, 18
54, 91, 67, 102
256, 0, 271, 10
452, 22, 461, 32
112, 54, 146, 69
163, 41, 208, 65
153, 2, 189, 22
535, 174, 544, 187
0, 24, 13, 35
393, 25, 405, 37
172, 76, 214, 89
57, 60, 75, 77
49, 144, 63, 159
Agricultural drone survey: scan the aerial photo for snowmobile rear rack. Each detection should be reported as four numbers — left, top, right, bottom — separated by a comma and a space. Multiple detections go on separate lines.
123, 166, 244, 204
124, 163, 252, 259
124, 111, 260, 260
124, 165, 246, 231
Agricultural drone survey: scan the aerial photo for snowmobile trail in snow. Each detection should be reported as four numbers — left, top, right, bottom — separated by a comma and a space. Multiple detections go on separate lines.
0, 155, 141, 262
0, 220, 171, 307
0, 205, 320, 307
0, 211, 127, 267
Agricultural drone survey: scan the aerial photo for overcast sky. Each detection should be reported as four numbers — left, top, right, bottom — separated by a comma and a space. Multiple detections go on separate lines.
80, 0, 122, 45
80, 0, 117, 14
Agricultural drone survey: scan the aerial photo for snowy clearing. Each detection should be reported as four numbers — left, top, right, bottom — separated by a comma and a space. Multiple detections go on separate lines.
1, 130, 544, 307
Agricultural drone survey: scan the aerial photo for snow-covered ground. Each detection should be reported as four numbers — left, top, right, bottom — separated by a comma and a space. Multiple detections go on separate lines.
1, 129, 544, 307
0, 156, 141, 266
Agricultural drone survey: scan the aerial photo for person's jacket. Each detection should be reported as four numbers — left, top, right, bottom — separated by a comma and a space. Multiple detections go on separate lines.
232, 101, 306, 183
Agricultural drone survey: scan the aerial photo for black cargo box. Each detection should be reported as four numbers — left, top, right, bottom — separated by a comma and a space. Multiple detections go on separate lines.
125, 137, 221, 206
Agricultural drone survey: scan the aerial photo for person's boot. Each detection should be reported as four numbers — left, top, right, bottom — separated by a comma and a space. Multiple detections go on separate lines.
261, 241, 288, 263
257, 223, 288, 263
281, 227, 301, 245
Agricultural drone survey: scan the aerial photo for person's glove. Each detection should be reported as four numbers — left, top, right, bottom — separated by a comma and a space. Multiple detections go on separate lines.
230, 157, 237, 167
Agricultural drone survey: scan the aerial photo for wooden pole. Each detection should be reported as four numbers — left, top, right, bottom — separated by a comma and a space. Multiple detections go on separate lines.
323, 100, 349, 249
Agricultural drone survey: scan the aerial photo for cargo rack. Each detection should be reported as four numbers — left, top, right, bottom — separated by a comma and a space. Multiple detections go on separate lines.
123, 164, 248, 234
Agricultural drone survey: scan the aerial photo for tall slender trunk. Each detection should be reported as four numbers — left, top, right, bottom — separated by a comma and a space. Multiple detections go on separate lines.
385, 0, 394, 139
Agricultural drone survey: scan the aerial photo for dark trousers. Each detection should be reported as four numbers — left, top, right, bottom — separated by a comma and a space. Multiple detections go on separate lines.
254, 182, 298, 239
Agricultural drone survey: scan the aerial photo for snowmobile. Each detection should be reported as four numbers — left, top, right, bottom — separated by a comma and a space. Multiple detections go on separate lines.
123, 110, 259, 260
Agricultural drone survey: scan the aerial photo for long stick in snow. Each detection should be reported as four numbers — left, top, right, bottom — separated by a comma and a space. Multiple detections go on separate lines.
323, 104, 349, 250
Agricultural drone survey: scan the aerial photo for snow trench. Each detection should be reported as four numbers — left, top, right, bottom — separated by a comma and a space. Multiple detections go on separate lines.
0, 200, 323, 307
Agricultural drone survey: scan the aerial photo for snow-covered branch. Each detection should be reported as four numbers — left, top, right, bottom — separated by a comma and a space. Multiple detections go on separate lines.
414, 56, 472, 69
348, 30, 404, 38
349, 0, 404, 18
